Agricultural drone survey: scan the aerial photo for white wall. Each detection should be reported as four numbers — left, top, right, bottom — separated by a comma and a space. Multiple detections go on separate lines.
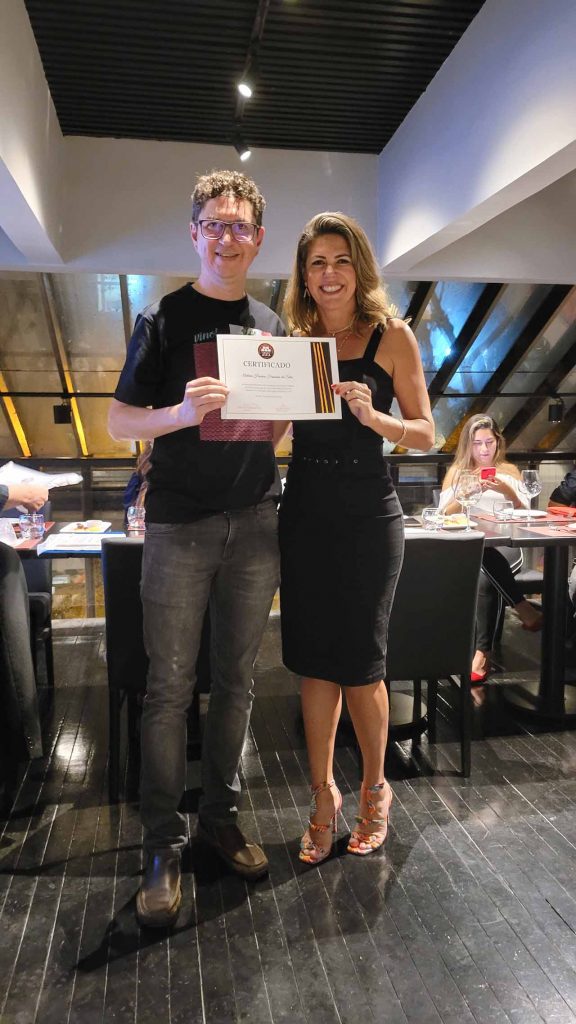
0, 0, 64, 262
377, 0, 576, 278
60, 138, 377, 277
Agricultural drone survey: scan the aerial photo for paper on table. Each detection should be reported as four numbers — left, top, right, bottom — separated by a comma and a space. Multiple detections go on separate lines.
0, 460, 82, 489
36, 532, 125, 554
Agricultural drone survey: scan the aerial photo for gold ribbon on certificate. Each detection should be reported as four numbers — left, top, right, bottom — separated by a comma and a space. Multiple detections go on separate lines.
310, 341, 336, 414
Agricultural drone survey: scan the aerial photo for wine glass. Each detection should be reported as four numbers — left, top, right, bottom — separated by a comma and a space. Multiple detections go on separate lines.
519, 469, 542, 524
454, 471, 483, 531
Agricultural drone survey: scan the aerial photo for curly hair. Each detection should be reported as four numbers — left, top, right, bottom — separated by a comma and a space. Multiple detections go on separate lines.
191, 170, 266, 225
283, 211, 393, 335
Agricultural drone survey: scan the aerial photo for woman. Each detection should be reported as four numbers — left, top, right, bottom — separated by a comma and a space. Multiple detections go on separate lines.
279, 213, 434, 864
439, 414, 542, 681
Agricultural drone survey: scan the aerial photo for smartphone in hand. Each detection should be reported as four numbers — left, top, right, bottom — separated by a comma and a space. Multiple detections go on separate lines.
480, 467, 496, 480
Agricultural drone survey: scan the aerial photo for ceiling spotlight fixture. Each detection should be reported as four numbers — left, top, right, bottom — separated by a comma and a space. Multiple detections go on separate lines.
238, 54, 258, 99
238, 75, 254, 99
234, 138, 252, 162
548, 397, 565, 423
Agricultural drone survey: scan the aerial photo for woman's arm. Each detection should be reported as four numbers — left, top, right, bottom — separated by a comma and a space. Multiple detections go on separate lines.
438, 465, 461, 515
334, 320, 435, 451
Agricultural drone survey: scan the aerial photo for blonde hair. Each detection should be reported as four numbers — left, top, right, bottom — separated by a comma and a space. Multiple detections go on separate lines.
453, 415, 506, 472
284, 212, 393, 334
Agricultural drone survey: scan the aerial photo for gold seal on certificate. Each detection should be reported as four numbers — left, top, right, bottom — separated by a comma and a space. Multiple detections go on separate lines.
216, 336, 342, 420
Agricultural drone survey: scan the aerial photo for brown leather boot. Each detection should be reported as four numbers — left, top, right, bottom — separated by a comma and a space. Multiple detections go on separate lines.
197, 820, 268, 880
136, 849, 182, 928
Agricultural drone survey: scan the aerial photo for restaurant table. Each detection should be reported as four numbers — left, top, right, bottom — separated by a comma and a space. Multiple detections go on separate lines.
471, 516, 576, 722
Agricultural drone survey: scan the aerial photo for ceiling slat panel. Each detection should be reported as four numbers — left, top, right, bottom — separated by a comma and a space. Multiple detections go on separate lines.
24, 0, 485, 154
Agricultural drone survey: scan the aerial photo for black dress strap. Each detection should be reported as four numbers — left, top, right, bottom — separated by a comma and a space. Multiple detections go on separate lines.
363, 324, 385, 363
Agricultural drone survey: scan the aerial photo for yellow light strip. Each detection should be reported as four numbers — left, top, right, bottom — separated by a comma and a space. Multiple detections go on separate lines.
0, 373, 31, 457
63, 369, 89, 457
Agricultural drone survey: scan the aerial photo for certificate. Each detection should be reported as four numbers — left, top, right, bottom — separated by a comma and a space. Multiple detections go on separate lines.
217, 336, 342, 420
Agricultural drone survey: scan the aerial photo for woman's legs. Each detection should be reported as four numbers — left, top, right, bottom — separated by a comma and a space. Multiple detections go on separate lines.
299, 677, 342, 859
474, 547, 543, 674
344, 679, 389, 784
345, 680, 392, 854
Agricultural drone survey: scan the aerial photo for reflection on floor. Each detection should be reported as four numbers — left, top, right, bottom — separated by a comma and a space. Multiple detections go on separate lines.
3, 614, 576, 1023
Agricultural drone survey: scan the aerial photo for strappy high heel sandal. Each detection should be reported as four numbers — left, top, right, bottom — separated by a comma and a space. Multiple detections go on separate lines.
347, 780, 393, 856
299, 780, 342, 865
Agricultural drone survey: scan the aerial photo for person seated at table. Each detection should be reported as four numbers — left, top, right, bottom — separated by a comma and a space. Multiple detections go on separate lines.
439, 415, 542, 682
122, 442, 152, 525
0, 480, 49, 810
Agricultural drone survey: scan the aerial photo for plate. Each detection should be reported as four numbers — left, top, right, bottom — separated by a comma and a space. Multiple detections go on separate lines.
511, 509, 547, 519
441, 522, 478, 531
60, 520, 111, 533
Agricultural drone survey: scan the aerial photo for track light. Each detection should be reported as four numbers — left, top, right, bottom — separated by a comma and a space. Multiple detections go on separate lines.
238, 76, 254, 99
234, 138, 252, 162
548, 398, 565, 423
238, 56, 257, 99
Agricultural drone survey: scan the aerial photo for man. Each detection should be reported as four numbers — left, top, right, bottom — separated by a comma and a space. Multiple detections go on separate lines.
108, 170, 284, 928
0, 479, 49, 809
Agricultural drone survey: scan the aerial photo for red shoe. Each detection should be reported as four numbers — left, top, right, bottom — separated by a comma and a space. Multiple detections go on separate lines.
471, 669, 488, 683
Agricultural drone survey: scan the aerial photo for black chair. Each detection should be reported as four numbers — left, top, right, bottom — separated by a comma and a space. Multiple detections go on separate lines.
1, 501, 54, 687
101, 536, 209, 803
386, 531, 484, 776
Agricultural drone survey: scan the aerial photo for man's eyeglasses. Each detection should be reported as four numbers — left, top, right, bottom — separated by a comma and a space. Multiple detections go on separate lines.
197, 219, 259, 242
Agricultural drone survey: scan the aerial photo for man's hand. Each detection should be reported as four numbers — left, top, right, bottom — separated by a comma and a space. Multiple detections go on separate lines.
176, 377, 229, 428
6, 482, 49, 511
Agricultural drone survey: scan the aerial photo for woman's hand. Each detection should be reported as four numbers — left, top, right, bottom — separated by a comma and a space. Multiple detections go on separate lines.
332, 380, 376, 428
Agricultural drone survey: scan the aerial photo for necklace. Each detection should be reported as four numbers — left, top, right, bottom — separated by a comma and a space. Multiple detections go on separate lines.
319, 317, 356, 355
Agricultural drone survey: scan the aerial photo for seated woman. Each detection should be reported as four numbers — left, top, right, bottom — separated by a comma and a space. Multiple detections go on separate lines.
439, 415, 542, 681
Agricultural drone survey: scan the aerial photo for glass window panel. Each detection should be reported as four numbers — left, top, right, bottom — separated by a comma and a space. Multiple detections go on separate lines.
50, 274, 127, 390
0, 410, 20, 458
383, 280, 412, 319
485, 396, 528, 429
431, 396, 477, 448
12, 398, 78, 456
77, 397, 132, 457
415, 282, 484, 373
0, 273, 56, 373
449, 285, 551, 394
503, 306, 576, 395
126, 275, 189, 323
513, 398, 576, 451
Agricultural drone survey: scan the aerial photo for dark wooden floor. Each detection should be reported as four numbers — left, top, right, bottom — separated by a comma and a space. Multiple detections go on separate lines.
3, 615, 576, 1023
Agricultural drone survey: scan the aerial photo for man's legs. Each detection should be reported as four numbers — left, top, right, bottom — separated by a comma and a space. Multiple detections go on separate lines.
197, 502, 279, 876
138, 518, 227, 926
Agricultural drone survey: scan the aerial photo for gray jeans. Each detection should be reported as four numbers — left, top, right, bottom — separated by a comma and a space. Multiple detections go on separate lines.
140, 502, 279, 852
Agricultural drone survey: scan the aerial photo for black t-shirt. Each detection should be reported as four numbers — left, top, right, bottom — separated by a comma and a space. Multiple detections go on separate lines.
114, 284, 285, 522
550, 467, 576, 507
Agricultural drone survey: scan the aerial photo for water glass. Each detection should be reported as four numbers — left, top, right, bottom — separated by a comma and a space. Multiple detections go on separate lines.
519, 469, 542, 523
492, 499, 514, 522
0, 520, 18, 546
127, 505, 146, 532
422, 507, 443, 531
19, 512, 45, 539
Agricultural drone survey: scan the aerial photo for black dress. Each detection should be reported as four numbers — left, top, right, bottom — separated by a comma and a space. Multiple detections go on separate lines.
279, 325, 405, 686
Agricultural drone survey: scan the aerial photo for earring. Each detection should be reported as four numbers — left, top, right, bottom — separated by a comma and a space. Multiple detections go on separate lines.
304, 285, 309, 300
